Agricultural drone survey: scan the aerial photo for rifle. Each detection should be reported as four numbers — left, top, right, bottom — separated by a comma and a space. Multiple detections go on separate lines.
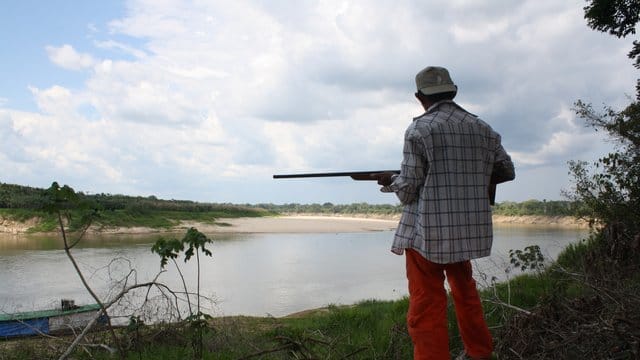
273, 170, 400, 181
274, 170, 498, 205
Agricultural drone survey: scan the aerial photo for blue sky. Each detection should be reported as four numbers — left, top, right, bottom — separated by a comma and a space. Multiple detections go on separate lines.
1, 2, 119, 109
0, 0, 637, 204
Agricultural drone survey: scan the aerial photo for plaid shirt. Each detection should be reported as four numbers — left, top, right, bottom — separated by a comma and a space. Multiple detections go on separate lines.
390, 100, 514, 264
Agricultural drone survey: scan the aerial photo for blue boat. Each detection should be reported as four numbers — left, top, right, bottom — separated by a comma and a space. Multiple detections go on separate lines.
0, 300, 108, 338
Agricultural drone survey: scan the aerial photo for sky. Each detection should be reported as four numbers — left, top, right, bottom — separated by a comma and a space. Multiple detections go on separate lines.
0, 0, 637, 205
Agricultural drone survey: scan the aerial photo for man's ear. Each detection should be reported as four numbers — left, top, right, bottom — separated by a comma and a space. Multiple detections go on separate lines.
415, 92, 428, 108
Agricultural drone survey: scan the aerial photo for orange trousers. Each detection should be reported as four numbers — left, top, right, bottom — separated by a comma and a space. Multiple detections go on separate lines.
405, 249, 493, 360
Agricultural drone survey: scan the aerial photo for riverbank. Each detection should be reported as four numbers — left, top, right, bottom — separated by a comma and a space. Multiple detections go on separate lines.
492, 214, 588, 228
0, 214, 588, 235
186, 214, 588, 233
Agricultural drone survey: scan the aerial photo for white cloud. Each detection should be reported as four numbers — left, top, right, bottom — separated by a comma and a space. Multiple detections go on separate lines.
1, 0, 636, 202
509, 104, 611, 167
94, 39, 148, 59
511, 132, 590, 166
28, 85, 75, 115
450, 19, 510, 44
46, 44, 96, 70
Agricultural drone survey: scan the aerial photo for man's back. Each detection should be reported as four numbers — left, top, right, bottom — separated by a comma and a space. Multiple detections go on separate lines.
392, 100, 512, 263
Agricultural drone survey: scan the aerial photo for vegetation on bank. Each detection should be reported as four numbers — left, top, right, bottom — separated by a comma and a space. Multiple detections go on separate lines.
1, 182, 583, 232
0, 184, 276, 232
255, 200, 580, 218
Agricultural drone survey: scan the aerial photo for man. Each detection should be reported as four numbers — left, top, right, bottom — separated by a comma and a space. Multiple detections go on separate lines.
374, 66, 515, 360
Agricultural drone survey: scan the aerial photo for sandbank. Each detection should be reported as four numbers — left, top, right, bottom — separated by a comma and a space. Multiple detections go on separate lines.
183, 214, 588, 234
180, 215, 399, 234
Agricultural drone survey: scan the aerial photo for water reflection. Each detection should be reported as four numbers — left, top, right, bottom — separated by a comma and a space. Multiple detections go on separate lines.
0, 232, 250, 251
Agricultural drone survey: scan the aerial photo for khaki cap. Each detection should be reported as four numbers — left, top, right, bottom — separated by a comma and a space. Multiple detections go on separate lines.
415, 66, 457, 95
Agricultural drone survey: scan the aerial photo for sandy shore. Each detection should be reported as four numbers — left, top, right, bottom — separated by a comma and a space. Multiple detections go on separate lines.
182, 215, 587, 234
180, 215, 399, 234
492, 215, 588, 229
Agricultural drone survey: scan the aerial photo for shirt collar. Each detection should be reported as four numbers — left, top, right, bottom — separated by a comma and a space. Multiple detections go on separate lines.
426, 99, 456, 113
416, 100, 476, 118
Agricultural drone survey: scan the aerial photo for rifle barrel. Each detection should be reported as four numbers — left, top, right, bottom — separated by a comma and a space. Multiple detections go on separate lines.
273, 170, 399, 179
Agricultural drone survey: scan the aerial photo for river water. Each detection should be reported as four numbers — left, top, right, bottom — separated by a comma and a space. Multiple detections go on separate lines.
0, 225, 588, 320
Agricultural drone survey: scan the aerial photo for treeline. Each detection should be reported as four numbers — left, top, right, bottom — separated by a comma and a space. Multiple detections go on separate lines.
0, 182, 267, 218
260, 200, 579, 217
1, 182, 581, 217
254, 202, 403, 216
492, 199, 577, 216
0, 183, 45, 209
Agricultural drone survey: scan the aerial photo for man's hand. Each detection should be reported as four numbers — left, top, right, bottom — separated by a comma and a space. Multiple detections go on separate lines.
371, 172, 396, 186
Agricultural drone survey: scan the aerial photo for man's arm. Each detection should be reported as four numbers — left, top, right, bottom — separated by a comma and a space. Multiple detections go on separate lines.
490, 159, 515, 184
492, 136, 515, 184
399, 132, 427, 204
488, 141, 516, 205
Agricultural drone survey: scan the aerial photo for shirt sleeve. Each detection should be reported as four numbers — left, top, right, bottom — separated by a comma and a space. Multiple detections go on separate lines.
390, 129, 427, 205
491, 134, 515, 183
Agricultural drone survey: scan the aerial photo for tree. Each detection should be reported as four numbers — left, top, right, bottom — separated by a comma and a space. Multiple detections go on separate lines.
567, 0, 640, 267
42, 183, 202, 359
494, 4, 640, 358
152, 228, 214, 360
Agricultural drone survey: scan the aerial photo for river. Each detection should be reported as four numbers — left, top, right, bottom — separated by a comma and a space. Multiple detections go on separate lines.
0, 225, 588, 320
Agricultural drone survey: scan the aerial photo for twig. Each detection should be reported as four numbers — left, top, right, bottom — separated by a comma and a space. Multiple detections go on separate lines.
482, 298, 532, 315
342, 347, 368, 358
172, 257, 193, 316
57, 212, 124, 359
59, 280, 177, 359
508, 347, 524, 359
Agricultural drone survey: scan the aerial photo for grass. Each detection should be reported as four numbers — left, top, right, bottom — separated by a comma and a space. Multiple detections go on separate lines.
0, 301, 415, 360
95, 208, 275, 229
0, 209, 59, 232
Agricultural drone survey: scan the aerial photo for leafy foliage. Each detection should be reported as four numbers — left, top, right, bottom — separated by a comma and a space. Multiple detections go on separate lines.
0, 182, 274, 231
152, 228, 214, 359
41, 182, 100, 232
0, 182, 271, 216
492, 199, 576, 216
509, 245, 545, 272
255, 202, 404, 216
182, 227, 213, 261
568, 89, 640, 237
584, 0, 640, 38
152, 228, 213, 268
151, 238, 185, 268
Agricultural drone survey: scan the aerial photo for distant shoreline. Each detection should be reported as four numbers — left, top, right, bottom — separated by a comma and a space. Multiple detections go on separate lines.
0, 214, 588, 235
492, 215, 588, 229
